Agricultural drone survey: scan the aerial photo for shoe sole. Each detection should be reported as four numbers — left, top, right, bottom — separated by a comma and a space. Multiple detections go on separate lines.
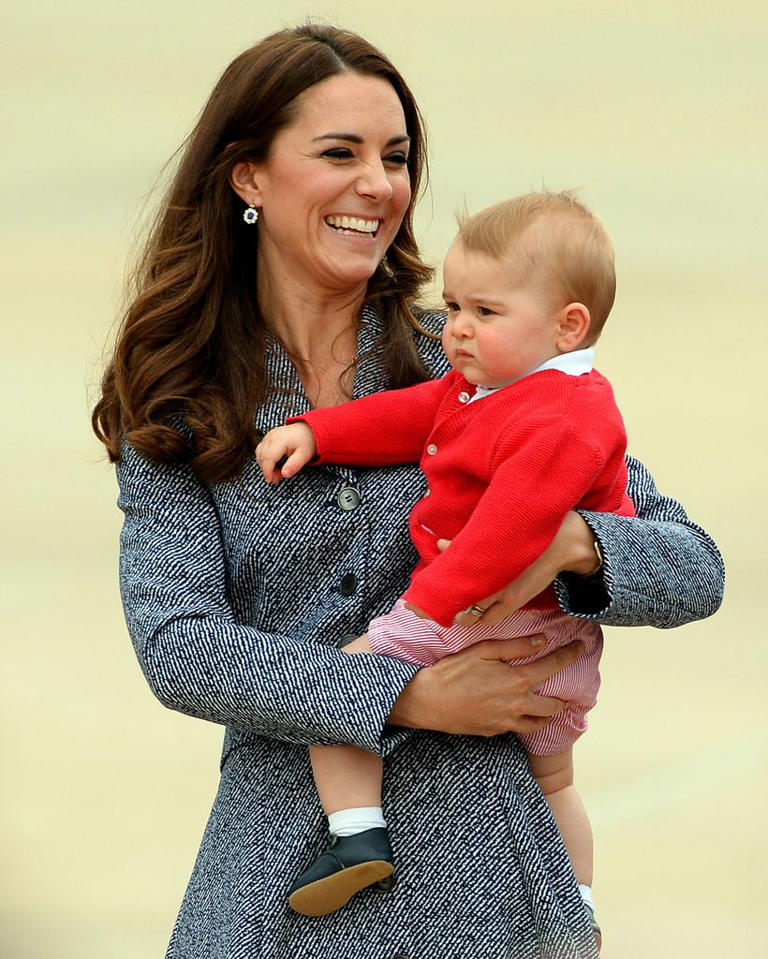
288, 860, 395, 917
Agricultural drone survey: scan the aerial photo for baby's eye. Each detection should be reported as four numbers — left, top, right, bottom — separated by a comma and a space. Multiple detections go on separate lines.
477, 306, 496, 317
321, 147, 354, 160
444, 300, 460, 313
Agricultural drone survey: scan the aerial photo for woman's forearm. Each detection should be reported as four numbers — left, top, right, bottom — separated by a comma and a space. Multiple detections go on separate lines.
554, 455, 725, 626
118, 442, 420, 753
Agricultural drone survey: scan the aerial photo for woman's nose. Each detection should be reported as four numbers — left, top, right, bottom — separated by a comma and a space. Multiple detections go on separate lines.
355, 162, 394, 201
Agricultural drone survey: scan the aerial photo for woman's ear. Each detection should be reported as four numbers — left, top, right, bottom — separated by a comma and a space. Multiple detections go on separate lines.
229, 161, 262, 206
556, 302, 591, 351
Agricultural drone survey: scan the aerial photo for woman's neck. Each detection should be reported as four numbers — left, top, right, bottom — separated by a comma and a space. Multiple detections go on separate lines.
257, 267, 364, 408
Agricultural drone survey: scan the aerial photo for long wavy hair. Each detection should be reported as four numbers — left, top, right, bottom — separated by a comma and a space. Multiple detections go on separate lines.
92, 24, 434, 483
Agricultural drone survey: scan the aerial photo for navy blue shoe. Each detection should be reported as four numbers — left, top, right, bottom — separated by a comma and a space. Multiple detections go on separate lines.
288, 828, 395, 917
585, 905, 602, 952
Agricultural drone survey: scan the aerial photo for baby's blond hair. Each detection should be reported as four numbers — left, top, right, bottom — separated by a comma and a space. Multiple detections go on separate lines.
457, 192, 616, 343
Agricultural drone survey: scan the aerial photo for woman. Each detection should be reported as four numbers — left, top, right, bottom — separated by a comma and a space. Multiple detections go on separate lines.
92, 24, 724, 959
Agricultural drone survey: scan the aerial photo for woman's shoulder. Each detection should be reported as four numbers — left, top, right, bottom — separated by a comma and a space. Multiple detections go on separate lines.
411, 307, 449, 378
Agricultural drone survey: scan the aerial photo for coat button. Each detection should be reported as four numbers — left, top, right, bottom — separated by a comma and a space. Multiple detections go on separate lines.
426, 443, 438, 455
339, 573, 358, 596
337, 487, 361, 511
338, 633, 358, 647
458, 390, 471, 403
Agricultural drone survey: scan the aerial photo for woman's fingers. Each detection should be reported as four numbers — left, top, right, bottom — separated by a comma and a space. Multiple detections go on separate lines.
441, 512, 602, 628
389, 636, 583, 737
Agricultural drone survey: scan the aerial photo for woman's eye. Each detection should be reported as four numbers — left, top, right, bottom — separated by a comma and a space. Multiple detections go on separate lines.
322, 148, 354, 160
384, 151, 408, 166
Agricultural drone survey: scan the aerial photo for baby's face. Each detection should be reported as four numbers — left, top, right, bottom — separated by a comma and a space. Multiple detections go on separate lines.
440, 240, 563, 389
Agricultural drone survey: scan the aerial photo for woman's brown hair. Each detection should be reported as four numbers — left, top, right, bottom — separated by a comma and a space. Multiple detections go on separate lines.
92, 24, 434, 483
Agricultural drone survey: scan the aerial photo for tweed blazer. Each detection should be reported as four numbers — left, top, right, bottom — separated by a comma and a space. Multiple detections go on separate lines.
116, 308, 724, 959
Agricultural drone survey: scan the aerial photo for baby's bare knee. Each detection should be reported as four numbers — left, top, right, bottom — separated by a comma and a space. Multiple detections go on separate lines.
528, 749, 574, 796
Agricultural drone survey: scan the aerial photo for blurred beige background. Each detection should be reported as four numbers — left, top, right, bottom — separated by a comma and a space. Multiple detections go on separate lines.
2, 1, 766, 956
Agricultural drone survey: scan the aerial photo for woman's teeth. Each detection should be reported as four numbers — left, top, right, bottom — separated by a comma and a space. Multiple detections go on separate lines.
325, 215, 380, 237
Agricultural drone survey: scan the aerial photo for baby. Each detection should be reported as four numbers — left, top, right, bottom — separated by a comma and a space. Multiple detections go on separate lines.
257, 191, 634, 940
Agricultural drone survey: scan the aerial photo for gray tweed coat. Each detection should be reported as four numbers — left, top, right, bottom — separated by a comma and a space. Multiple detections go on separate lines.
116, 308, 724, 959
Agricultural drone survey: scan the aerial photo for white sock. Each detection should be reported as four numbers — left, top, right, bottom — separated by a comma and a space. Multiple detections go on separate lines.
579, 883, 596, 914
327, 806, 386, 837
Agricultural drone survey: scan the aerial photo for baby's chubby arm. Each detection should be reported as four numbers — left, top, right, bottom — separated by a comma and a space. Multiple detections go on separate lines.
256, 423, 317, 483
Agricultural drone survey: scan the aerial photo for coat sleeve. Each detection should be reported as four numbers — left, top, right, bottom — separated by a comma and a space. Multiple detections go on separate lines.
116, 442, 418, 754
553, 455, 725, 627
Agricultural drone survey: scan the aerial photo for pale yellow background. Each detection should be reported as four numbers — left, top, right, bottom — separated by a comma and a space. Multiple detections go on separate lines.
2, 1, 766, 956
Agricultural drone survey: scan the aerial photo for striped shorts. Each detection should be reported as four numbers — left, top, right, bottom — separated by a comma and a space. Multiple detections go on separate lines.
368, 599, 602, 756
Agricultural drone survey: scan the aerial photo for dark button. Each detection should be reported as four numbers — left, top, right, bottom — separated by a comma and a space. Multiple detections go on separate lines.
339, 573, 357, 596
337, 487, 361, 511
338, 633, 358, 648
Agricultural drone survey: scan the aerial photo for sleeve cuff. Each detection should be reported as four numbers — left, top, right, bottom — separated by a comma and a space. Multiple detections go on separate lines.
553, 512, 612, 619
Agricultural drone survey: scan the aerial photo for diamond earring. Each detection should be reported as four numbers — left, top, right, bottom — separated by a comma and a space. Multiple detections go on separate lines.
243, 203, 259, 225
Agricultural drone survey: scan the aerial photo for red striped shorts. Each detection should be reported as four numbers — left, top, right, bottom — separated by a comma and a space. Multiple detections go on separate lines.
368, 598, 602, 756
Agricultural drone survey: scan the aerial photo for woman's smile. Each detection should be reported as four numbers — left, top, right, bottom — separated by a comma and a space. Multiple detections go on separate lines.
324, 214, 382, 238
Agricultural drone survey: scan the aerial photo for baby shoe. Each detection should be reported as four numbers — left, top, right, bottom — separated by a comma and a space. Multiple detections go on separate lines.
288, 827, 395, 917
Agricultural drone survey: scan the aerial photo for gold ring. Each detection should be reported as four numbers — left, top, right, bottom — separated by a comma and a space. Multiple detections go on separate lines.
467, 604, 486, 617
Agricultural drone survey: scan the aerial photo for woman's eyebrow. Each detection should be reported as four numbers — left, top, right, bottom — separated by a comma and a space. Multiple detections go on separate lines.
311, 133, 411, 146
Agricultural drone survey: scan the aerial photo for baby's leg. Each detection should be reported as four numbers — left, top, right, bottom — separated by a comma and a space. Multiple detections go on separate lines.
309, 742, 383, 817
527, 747, 593, 886
289, 635, 394, 917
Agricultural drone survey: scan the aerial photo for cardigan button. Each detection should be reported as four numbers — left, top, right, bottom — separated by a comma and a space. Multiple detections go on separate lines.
426, 444, 438, 455
339, 573, 358, 596
457, 390, 471, 403
337, 487, 361, 511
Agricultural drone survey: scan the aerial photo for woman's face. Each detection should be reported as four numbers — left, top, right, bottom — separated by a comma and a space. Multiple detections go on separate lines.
247, 71, 412, 298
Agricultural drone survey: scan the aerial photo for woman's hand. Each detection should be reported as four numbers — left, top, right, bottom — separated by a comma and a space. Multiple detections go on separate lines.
256, 422, 317, 482
451, 510, 601, 628
388, 635, 584, 737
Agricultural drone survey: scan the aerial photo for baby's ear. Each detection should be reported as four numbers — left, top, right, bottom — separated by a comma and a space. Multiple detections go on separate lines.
556, 302, 591, 351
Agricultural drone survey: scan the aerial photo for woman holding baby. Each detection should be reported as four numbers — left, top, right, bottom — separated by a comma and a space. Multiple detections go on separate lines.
92, 23, 723, 959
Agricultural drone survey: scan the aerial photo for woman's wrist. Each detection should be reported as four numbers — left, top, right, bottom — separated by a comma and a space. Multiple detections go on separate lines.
556, 511, 603, 577
387, 669, 430, 730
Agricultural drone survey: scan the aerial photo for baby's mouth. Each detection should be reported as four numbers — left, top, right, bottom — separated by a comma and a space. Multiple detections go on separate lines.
325, 215, 380, 238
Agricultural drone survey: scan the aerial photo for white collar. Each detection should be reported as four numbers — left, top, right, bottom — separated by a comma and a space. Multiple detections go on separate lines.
467, 348, 595, 404
530, 347, 595, 377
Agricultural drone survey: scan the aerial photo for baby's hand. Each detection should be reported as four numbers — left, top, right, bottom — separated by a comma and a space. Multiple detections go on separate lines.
256, 423, 317, 483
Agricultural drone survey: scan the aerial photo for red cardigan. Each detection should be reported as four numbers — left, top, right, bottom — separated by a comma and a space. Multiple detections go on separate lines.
299, 368, 635, 627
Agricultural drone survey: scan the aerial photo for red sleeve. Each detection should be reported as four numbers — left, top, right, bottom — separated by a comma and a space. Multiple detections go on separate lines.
293, 375, 452, 467
404, 419, 612, 626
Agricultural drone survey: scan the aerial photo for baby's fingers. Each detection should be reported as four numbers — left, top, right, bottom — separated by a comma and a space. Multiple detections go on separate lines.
280, 447, 313, 479
255, 438, 288, 483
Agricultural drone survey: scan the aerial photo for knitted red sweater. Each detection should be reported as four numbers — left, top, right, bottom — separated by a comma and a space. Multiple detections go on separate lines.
299, 368, 634, 627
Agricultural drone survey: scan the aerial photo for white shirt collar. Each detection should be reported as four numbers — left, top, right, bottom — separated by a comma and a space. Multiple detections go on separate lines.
530, 347, 595, 377
467, 348, 595, 404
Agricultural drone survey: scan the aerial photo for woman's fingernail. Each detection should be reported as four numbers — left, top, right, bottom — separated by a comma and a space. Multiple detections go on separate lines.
530, 635, 546, 647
